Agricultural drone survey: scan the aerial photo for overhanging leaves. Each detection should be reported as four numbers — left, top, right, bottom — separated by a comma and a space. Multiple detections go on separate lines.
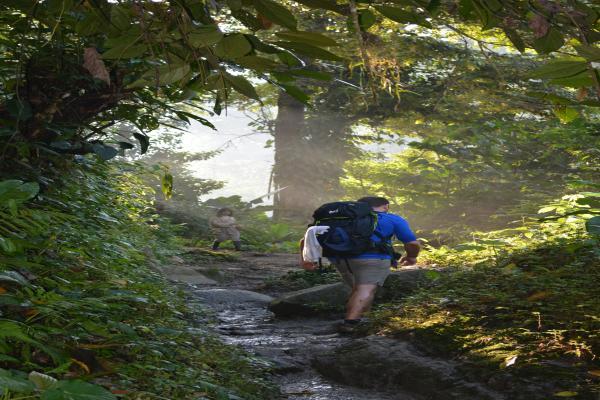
253, 0, 298, 30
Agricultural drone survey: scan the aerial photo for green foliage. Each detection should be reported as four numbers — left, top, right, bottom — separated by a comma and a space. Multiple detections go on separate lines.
0, 161, 276, 399
0, 0, 347, 164
343, 119, 600, 244
370, 194, 600, 396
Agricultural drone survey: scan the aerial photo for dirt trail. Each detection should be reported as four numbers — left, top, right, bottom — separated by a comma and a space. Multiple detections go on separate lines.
165, 251, 417, 400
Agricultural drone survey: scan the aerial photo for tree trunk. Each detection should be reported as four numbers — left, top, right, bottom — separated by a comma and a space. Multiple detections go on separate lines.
272, 91, 307, 221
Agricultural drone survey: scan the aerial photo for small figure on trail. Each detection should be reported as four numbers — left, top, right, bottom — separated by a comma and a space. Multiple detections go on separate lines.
301, 196, 420, 333
210, 207, 242, 251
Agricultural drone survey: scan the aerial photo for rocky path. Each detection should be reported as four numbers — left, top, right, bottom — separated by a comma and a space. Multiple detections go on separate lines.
163, 251, 504, 400
164, 251, 414, 400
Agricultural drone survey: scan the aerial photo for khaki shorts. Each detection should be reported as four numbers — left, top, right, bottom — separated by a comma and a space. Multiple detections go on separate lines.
215, 227, 240, 241
333, 258, 391, 287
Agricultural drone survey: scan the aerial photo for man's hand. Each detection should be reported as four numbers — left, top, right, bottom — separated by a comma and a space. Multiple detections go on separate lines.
399, 256, 417, 266
301, 261, 318, 271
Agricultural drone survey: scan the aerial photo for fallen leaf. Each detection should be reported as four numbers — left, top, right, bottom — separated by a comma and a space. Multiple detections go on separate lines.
527, 291, 551, 301
588, 370, 600, 378
0, 286, 6, 294
70, 358, 91, 374
83, 47, 110, 85
501, 355, 518, 368
554, 391, 578, 397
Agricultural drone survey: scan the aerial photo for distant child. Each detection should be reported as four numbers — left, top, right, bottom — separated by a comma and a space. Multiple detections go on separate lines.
210, 208, 242, 251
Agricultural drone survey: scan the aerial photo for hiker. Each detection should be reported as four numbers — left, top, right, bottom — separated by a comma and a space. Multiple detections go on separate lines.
210, 207, 242, 251
303, 196, 420, 332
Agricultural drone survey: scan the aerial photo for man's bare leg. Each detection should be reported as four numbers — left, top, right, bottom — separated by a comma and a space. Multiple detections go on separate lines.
345, 284, 378, 320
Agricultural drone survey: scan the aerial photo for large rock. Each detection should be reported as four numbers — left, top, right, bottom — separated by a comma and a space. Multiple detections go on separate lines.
268, 283, 351, 317
312, 336, 504, 400
376, 267, 430, 301
162, 265, 218, 285
269, 267, 431, 318
195, 288, 273, 309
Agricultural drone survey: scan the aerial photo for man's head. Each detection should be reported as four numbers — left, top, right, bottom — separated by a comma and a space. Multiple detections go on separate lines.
357, 196, 390, 212
217, 207, 233, 217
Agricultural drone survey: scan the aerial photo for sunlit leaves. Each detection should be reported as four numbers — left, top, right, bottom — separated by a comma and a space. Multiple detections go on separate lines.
161, 172, 173, 200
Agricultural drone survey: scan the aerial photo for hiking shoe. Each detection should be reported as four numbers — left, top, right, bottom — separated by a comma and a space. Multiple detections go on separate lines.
335, 319, 366, 334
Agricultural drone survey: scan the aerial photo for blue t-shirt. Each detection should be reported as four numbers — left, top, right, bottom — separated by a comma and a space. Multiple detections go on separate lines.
353, 212, 417, 260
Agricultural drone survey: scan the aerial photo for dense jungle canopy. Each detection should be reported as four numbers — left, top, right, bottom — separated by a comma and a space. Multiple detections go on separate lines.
0, 0, 599, 399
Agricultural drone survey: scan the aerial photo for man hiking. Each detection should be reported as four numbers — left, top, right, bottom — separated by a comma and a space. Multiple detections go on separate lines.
210, 207, 242, 251
331, 196, 420, 332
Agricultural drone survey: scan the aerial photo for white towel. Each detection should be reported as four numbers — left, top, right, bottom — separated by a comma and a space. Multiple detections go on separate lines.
302, 226, 330, 263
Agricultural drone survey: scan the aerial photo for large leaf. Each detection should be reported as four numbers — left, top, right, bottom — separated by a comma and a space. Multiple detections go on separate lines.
128, 64, 191, 88
101, 40, 147, 59
575, 44, 600, 61
274, 41, 344, 61
293, 0, 344, 13
280, 84, 310, 104
532, 28, 565, 54
358, 9, 377, 30
236, 55, 279, 71
0, 180, 39, 206
214, 34, 253, 59
224, 73, 261, 100
231, 9, 264, 31
275, 31, 338, 47
550, 71, 595, 88
41, 380, 116, 400
253, 0, 297, 30
502, 28, 525, 53
528, 59, 588, 79
374, 6, 432, 28
188, 25, 224, 47
0, 368, 35, 393
110, 5, 130, 31
586, 216, 600, 235
133, 132, 150, 154
161, 173, 173, 200
0, 270, 31, 286
553, 106, 580, 124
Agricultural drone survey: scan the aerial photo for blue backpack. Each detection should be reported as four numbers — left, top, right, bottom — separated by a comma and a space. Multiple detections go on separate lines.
311, 201, 391, 258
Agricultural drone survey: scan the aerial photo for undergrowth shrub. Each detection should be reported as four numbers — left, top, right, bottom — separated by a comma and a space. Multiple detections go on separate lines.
371, 192, 600, 398
0, 159, 276, 399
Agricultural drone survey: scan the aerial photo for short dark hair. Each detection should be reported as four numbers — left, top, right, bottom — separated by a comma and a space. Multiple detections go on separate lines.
357, 196, 389, 208
217, 207, 233, 216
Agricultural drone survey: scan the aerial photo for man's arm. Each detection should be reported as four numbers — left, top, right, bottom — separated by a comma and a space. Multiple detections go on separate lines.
400, 241, 420, 266
392, 216, 420, 266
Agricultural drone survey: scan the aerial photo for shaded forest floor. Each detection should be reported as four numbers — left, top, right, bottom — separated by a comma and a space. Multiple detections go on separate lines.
169, 247, 600, 400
